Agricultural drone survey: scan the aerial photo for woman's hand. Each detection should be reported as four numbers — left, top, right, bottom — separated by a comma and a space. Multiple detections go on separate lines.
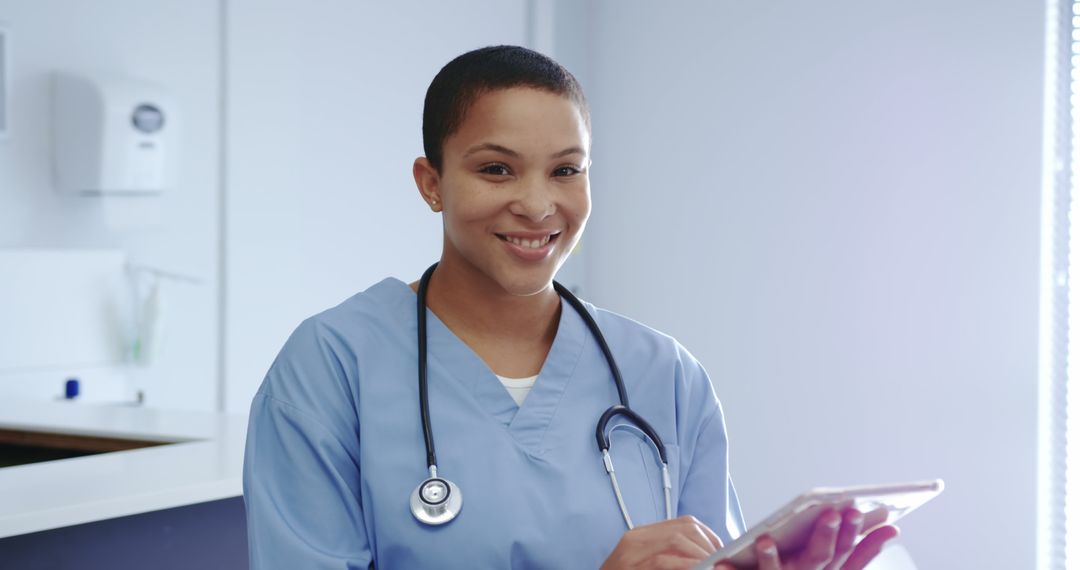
714, 508, 899, 570
601, 515, 725, 570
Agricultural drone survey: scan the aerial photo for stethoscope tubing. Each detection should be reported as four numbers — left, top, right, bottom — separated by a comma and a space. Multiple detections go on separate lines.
414, 262, 671, 527
417, 263, 440, 471
550, 280, 630, 408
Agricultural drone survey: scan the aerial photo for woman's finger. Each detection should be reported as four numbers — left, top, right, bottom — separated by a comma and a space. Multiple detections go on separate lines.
796, 509, 841, 569
602, 518, 729, 570
693, 517, 725, 551
665, 516, 721, 556
754, 536, 783, 570
840, 525, 900, 570
689, 524, 720, 555
824, 509, 863, 570
668, 531, 713, 560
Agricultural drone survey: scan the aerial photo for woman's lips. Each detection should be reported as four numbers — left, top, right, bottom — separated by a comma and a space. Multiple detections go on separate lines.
496, 232, 561, 261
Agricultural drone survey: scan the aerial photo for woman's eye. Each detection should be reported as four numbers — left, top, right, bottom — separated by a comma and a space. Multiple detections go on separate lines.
479, 164, 511, 176
553, 165, 582, 177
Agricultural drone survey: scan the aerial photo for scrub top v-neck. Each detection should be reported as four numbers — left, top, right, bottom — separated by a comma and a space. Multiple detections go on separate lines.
421, 281, 586, 455
243, 277, 745, 569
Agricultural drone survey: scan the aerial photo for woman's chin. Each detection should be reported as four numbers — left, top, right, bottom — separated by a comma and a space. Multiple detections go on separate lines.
499, 279, 555, 298
494, 268, 561, 298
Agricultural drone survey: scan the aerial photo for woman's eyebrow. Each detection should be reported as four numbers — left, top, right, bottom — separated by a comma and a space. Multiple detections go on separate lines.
463, 143, 520, 158
462, 143, 587, 160
551, 147, 587, 159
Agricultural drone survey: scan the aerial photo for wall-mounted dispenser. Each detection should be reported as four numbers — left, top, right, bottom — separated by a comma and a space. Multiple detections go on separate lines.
52, 72, 179, 194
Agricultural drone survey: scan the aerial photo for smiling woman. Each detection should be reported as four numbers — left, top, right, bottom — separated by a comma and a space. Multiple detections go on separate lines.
241, 45, 897, 570
414, 78, 591, 301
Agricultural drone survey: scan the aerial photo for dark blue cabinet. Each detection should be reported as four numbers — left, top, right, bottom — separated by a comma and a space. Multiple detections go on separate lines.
0, 497, 248, 569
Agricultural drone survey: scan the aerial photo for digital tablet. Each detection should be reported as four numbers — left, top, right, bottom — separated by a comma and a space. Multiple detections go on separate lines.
693, 479, 944, 570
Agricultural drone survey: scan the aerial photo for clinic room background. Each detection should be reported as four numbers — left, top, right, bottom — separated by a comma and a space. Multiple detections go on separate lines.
0, 1, 1049, 569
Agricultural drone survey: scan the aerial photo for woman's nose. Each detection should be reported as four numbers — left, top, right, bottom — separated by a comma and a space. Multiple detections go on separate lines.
509, 177, 556, 222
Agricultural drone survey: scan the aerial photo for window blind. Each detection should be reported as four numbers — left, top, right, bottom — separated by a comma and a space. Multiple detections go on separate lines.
1040, 1, 1074, 569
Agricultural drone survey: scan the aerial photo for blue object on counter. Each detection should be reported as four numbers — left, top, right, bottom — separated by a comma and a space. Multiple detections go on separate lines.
64, 378, 79, 399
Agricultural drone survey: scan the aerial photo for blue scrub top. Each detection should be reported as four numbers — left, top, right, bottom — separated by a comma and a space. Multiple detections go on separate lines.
243, 278, 745, 569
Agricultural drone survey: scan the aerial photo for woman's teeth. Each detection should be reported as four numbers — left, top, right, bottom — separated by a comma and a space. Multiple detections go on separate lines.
504, 234, 553, 249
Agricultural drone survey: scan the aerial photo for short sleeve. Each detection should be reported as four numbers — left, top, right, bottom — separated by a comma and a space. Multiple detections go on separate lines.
673, 347, 747, 544
243, 319, 371, 569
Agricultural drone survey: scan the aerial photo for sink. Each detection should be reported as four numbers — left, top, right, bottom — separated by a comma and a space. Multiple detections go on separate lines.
0, 428, 173, 468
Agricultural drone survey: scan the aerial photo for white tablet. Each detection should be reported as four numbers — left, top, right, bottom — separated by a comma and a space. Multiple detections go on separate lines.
694, 479, 944, 570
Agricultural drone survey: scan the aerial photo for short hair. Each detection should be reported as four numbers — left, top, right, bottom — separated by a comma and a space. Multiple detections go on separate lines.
422, 45, 590, 172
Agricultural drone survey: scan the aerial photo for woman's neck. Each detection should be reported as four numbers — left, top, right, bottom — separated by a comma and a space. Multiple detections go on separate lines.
410, 261, 562, 377
426, 261, 560, 340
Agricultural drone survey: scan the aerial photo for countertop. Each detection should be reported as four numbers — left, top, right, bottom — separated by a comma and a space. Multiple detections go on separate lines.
0, 398, 247, 538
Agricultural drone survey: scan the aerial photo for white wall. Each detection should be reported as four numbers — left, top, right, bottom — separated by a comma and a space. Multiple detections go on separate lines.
0, 3, 1049, 564
0, 0, 221, 411
579, 1, 1042, 568
223, 0, 530, 412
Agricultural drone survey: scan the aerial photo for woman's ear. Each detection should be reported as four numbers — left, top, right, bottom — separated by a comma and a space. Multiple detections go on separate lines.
413, 157, 442, 212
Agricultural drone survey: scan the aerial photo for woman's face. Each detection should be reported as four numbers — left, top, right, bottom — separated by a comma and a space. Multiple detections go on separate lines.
421, 87, 591, 297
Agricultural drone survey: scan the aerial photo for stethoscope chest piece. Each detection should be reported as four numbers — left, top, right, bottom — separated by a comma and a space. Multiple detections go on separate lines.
410, 476, 463, 525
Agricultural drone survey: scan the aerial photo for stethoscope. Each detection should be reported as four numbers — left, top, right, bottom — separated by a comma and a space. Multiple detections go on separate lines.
410, 263, 673, 529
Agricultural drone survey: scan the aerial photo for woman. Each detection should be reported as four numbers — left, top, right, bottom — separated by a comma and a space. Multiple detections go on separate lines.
243, 45, 897, 569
